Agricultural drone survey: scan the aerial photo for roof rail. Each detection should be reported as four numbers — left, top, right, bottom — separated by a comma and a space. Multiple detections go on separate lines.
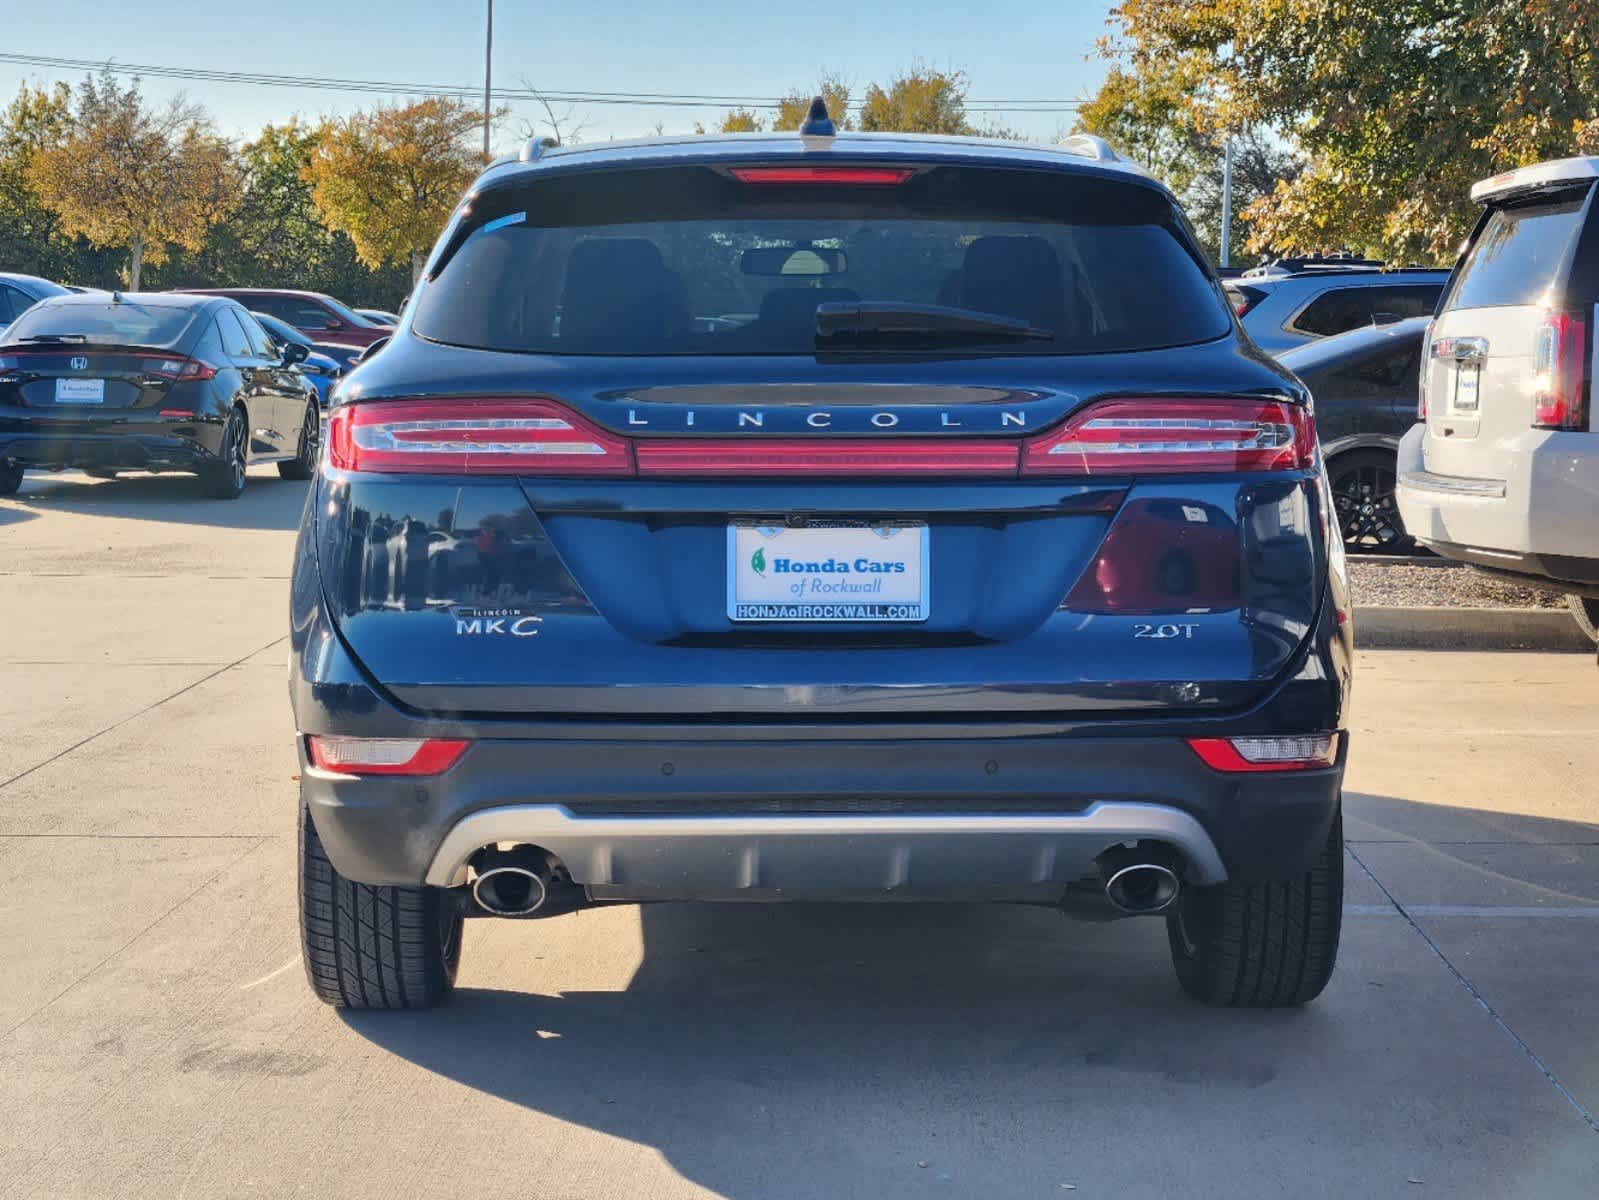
1057, 134, 1120, 163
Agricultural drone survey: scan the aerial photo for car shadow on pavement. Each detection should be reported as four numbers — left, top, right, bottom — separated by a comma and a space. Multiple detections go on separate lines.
11, 470, 308, 531
343, 794, 1599, 1197
345, 901, 1335, 1197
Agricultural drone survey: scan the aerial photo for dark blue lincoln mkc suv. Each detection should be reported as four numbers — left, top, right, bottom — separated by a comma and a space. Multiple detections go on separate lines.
290, 102, 1353, 1011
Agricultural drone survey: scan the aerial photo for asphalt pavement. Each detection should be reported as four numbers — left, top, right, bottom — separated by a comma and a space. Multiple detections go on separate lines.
2, 468, 1597, 1198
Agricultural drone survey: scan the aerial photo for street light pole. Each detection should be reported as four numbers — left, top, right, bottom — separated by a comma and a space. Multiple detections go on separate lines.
1219, 134, 1235, 268
482, 0, 494, 161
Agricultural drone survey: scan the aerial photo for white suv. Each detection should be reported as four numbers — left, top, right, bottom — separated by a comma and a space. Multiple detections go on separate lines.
1395, 157, 1599, 636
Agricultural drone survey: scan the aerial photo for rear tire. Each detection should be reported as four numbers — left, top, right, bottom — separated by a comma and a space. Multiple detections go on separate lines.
0, 459, 21, 495
200, 407, 248, 499
298, 800, 462, 1009
1166, 808, 1343, 1007
1566, 594, 1599, 644
1328, 449, 1412, 554
277, 400, 320, 481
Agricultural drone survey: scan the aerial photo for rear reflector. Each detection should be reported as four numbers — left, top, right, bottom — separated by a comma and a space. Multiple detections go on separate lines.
306, 736, 470, 776
634, 439, 1018, 476
1532, 310, 1590, 431
730, 166, 915, 186
1021, 398, 1315, 475
1187, 734, 1339, 773
326, 398, 634, 475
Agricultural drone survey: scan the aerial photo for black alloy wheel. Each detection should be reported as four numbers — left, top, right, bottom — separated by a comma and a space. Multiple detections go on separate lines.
1328, 449, 1411, 554
201, 407, 249, 499
279, 400, 321, 481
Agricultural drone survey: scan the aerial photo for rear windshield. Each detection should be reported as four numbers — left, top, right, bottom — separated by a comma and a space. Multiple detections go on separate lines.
413, 164, 1230, 356
0, 300, 199, 349
1441, 191, 1591, 312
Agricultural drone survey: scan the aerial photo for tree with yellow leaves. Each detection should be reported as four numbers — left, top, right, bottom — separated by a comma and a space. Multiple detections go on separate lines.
25, 71, 240, 290
304, 97, 494, 283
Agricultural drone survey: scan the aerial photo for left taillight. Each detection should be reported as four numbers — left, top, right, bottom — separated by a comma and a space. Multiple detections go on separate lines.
1021, 398, 1316, 475
326, 398, 635, 475
1532, 310, 1591, 431
306, 736, 470, 776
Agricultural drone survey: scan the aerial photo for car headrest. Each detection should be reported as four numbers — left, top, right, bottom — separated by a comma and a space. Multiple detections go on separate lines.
958, 236, 1066, 332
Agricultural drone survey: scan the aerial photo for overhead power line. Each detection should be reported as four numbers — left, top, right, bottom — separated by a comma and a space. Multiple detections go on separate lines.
0, 51, 1088, 114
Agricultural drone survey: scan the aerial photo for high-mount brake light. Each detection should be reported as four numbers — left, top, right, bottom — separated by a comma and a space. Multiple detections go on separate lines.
634, 439, 1018, 476
306, 736, 471, 776
326, 399, 634, 475
1020, 398, 1315, 475
730, 166, 915, 186
1187, 734, 1340, 773
1531, 310, 1591, 431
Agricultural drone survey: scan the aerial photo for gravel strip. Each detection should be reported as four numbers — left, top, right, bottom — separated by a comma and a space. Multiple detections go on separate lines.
1350, 561, 1566, 609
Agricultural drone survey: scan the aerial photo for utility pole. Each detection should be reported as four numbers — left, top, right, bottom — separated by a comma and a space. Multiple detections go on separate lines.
482, 0, 494, 161
1219, 134, 1235, 268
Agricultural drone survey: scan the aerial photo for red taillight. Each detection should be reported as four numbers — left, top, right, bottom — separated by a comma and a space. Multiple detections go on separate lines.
1532, 310, 1591, 431
1021, 398, 1315, 475
325, 398, 634, 475
730, 166, 915, 186
142, 357, 218, 381
306, 736, 470, 776
634, 439, 1018, 477
1187, 734, 1340, 773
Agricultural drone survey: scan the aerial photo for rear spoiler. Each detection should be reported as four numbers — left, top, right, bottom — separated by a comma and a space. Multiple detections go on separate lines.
1470, 157, 1599, 204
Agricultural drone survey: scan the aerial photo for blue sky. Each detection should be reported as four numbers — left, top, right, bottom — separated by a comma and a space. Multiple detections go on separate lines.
0, 0, 1116, 149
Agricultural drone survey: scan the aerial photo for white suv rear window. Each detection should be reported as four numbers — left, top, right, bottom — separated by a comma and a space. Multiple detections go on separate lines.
1442, 192, 1591, 312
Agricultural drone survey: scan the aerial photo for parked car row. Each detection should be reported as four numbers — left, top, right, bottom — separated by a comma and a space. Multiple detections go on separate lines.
0, 285, 396, 497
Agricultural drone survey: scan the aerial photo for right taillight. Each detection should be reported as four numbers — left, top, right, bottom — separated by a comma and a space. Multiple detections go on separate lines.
1532, 310, 1591, 431
326, 397, 634, 475
1021, 398, 1315, 475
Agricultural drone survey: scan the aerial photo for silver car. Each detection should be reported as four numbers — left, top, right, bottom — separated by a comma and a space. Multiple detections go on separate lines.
1395, 156, 1599, 639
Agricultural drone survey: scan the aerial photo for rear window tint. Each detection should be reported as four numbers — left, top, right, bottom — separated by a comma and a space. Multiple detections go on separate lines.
0, 300, 198, 349
413, 165, 1229, 357
1442, 192, 1590, 312
1290, 288, 1372, 337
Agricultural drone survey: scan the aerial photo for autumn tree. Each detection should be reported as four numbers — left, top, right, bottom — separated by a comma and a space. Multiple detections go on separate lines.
719, 107, 765, 133
25, 71, 239, 290
859, 65, 974, 135
772, 75, 853, 131
1099, 0, 1599, 261
305, 96, 493, 283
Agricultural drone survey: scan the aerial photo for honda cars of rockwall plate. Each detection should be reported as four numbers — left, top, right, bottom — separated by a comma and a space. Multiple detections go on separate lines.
290, 107, 1353, 1012
1396, 156, 1599, 639
0, 291, 320, 497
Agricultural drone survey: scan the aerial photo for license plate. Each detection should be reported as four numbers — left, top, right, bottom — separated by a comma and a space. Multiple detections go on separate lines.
55, 378, 105, 404
727, 522, 929, 623
1451, 365, 1480, 414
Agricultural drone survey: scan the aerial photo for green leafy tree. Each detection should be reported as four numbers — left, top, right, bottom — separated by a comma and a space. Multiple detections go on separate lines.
305, 96, 494, 282
858, 65, 973, 135
25, 71, 240, 289
1102, 0, 1599, 261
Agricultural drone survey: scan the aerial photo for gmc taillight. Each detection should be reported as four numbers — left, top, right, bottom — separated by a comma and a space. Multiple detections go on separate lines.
1417, 318, 1435, 419
1019, 398, 1315, 475
1532, 310, 1591, 431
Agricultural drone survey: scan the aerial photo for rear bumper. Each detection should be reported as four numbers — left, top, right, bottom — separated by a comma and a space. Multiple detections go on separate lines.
300, 731, 1345, 896
1395, 424, 1599, 575
0, 426, 222, 471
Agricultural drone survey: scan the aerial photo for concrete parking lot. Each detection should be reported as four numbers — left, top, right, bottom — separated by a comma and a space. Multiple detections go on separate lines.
2, 468, 1597, 1198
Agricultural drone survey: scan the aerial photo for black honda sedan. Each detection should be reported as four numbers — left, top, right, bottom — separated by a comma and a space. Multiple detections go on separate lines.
0, 292, 320, 498
1279, 316, 1428, 553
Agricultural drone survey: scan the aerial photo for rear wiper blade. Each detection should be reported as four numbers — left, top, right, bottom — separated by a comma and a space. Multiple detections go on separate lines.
815, 302, 1053, 344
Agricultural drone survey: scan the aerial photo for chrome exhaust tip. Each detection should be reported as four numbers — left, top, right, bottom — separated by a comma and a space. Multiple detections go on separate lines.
1103, 862, 1181, 915
471, 864, 549, 917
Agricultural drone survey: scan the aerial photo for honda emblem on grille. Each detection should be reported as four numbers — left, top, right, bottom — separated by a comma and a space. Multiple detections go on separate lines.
69, 356, 89, 370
